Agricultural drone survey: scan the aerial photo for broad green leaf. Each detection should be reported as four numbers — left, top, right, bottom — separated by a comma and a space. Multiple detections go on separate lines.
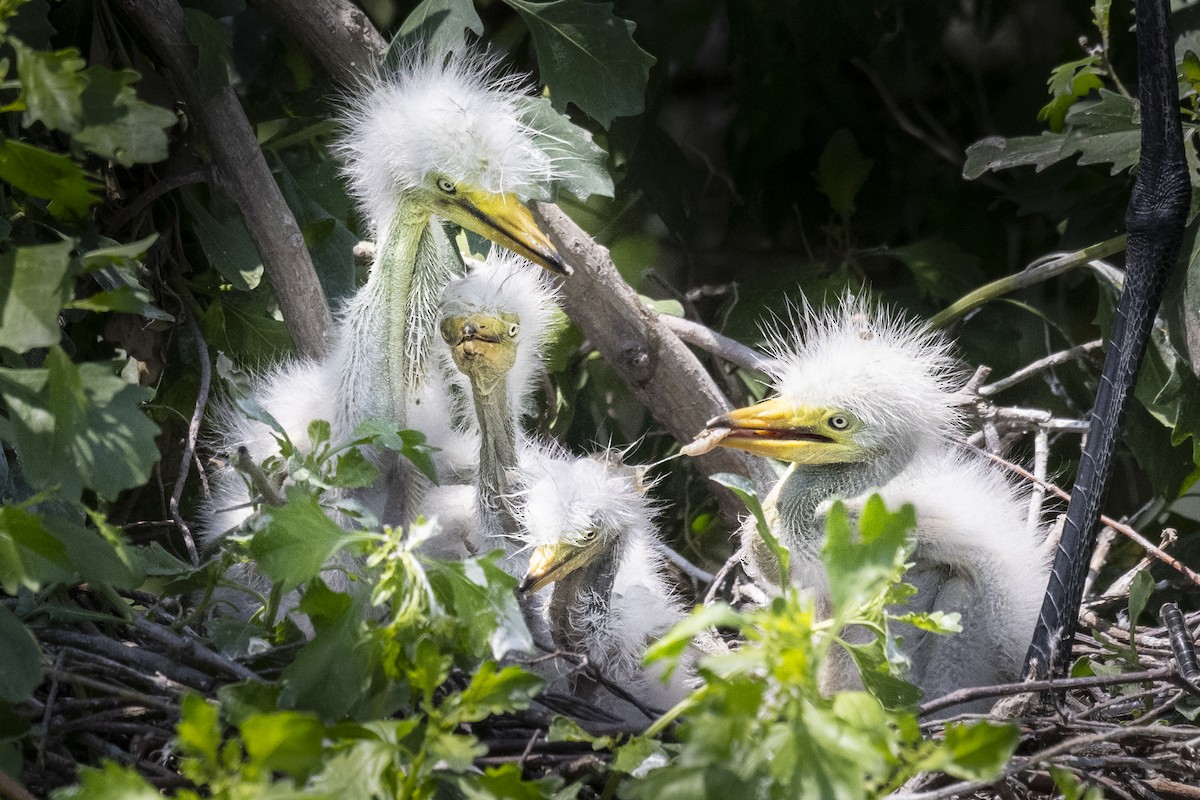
184, 190, 263, 291
644, 601, 741, 672
886, 238, 984, 303
239, 710, 325, 779
394, 0, 483, 57
426, 729, 486, 771
822, 496, 914, 619
449, 662, 543, 723
1128, 568, 1154, 627
331, 448, 379, 489
51, 760, 161, 800
177, 693, 221, 764
0, 606, 41, 703
890, 610, 962, 634
43, 512, 141, 588
840, 638, 923, 712
183, 9, 231, 96
455, 764, 570, 800
207, 291, 294, 364
0, 505, 72, 593
279, 595, 376, 719
425, 554, 533, 659
965, 91, 1139, 179
0, 240, 74, 352
503, 0, 654, 126
0, 351, 160, 502
250, 488, 352, 592
710, 472, 789, 585
937, 720, 1019, 780
67, 287, 158, 316
352, 419, 439, 483
13, 41, 85, 132
0, 138, 102, 216
73, 67, 177, 166
517, 95, 614, 201
1037, 55, 1103, 132
813, 129, 873, 221
78, 234, 159, 270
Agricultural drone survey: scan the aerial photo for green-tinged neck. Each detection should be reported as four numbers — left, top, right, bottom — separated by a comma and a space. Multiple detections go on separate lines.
770, 462, 877, 556
334, 205, 459, 435
548, 548, 620, 655
472, 377, 520, 536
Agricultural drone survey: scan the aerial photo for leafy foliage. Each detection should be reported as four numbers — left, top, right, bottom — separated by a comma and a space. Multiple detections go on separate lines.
3, 0, 1200, 796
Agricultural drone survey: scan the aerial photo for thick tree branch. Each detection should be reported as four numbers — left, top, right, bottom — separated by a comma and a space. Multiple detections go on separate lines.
250, 0, 386, 84
112, 0, 334, 359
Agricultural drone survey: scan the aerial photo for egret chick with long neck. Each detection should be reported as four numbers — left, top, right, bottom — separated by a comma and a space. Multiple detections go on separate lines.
687, 297, 1052, 709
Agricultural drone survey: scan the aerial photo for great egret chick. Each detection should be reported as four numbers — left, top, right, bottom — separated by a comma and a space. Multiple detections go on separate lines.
688, 297, 1052, 709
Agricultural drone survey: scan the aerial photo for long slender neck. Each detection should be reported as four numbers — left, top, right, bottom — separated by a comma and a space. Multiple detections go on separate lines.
548, 547, 620, 655
332, 204, 459, 439
470, 376, 520, 537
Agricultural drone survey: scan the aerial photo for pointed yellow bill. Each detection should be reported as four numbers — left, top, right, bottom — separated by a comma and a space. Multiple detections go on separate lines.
696, 396, 860, 464
518, 541, 590, 596
438, 190, 569, 276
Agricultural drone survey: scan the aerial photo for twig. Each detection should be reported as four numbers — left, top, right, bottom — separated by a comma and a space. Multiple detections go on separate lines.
978, 340, 1105, 396
42, 670, 178, 712
107, 167, 213, 231
918, 665, 1174, 718
656, 313, 776, 373
111, 0, 333, 358
656, 542, 715, 585
131, 618, 260, 683
167, 279, 208, 565
963, 444, 1200, 587
0, 772, 38, 800
236, 447, 286, 507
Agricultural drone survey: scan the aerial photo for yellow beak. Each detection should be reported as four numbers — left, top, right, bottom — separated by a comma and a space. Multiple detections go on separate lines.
518, 541, 590, 596
438, 191, 569, 276
705, 397, 844, 462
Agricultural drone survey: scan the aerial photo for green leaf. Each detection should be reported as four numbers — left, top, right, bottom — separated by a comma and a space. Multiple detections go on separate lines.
0, 240, 74, 352
352, 420, 439, 483
0, 351, 160, 502
426, 729, 486, 771
1128, 568, 1154, 628
13, 41, 85, 132
51, 760, 161, 800
1037, 55, 1104, 132
332, 447, 379, 489
239, 710, 325, 779
72, 67, 177, 166
177, 693, 221, 765
250, 488, 353, 592
455, 764, 570, 800
449, 662, 543, 723
183, 9, 231, 97
0, 505, 73, 593
937, 720, 1019, 780
274, 157, 357, 304
890, 610, 962, 634
644, 601, 741, 674
279, 595, 376, 719
184, 190, 263, 291
424, 554, 534, 659
840, 638, 923, 712
813, 129, 873, 221
0, 137, 102, 216
0, 606, 41, 703
517, 96, 614, 201
503, 0, 654, 126
709, 472, 789, 586
886, 238, 984, 303
821, 496, 914, 619
965, 91, 1139, 179
394, 0, 483, 57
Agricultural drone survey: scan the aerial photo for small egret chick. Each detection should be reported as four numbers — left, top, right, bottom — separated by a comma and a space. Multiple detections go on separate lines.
516, 454, 693, 713
686, 296, 1053, 709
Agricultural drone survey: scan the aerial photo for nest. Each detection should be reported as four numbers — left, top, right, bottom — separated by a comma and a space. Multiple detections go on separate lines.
10, 583, 1200, 799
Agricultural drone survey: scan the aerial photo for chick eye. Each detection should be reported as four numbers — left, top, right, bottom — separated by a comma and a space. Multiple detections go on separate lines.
507, 323, 520, 338
580, 529, 598, 542
829, 414, 851, 431
436, 178, 456, 194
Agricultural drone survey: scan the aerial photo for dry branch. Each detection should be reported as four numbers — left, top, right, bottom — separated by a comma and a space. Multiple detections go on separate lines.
112, 0, 333, 359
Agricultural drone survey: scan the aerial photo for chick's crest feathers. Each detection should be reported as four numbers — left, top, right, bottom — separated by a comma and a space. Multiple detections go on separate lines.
335, 46, 556, 230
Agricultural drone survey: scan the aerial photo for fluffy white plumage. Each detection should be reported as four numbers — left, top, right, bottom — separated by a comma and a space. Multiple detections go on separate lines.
723, 296, 1053, 710
516, 453, 692, 710
336, 48, 554, 232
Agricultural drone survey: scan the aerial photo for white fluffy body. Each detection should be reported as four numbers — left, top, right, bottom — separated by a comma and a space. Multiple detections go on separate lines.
336, 47, 554, 232
517, 453, 692, 709
752, 295, 1053, 710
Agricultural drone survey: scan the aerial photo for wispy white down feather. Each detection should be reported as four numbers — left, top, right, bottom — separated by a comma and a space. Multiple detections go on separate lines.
335, 47, 555, 233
